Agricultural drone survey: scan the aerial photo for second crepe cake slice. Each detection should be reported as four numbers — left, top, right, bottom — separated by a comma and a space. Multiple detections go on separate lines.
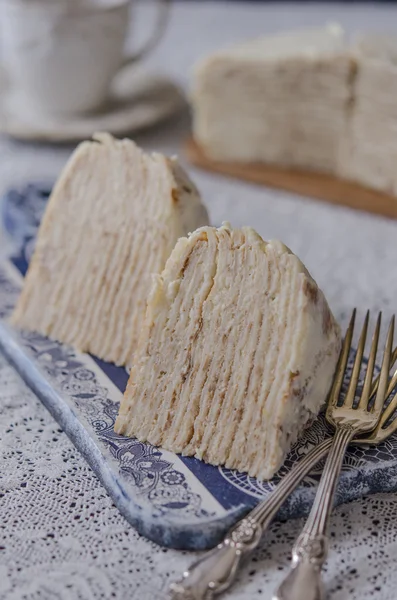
115, 223, 341, 480
11, 133, 209, 366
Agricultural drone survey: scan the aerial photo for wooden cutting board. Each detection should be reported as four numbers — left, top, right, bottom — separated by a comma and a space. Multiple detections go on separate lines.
185, 138, 397, 220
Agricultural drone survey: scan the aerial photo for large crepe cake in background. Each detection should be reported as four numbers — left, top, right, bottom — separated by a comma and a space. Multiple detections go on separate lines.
192, 24, 351, 175
191, 24, 397, 198
11, 133, 209, 366
115, 223, 341, 480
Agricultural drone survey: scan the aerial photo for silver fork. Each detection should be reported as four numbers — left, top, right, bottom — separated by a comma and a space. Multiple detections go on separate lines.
170, 311, 395, 600
274, 310, 394, 600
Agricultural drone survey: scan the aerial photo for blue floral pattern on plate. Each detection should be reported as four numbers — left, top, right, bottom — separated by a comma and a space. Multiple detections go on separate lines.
1, 183, 397, 550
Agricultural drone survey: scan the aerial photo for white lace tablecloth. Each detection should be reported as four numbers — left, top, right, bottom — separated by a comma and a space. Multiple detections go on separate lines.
2, 3, 397, 599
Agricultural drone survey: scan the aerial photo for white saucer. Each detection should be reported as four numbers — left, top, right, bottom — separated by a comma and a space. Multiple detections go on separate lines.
0, 67, 186, 143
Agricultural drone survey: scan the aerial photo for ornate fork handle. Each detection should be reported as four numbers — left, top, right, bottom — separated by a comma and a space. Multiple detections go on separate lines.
170, 438, 333, 599
274, 426, 355, 600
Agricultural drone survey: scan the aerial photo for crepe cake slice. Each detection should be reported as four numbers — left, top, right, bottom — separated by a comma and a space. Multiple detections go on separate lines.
115, 223, 341, 480
11, 132, 209, 366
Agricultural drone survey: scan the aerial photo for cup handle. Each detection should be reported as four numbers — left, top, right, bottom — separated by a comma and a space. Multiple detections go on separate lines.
122, 0, 171, 66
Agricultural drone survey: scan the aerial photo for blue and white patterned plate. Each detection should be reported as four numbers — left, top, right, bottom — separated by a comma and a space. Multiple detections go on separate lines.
1, 184, 397, 550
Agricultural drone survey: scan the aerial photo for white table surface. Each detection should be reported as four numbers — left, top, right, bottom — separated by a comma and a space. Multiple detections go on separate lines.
2, 2, 397, 599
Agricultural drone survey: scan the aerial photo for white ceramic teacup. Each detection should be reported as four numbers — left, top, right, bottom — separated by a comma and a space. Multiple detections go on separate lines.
0, 0, 170, 115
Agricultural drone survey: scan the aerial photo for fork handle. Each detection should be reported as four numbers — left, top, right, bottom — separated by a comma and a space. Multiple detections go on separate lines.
170, 437, 333, 599
274, 426, 354, 600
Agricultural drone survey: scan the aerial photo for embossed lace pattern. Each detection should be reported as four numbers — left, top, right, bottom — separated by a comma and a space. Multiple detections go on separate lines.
2, 362, 397, 600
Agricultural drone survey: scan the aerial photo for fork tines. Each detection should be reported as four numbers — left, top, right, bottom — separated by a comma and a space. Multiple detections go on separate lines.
327, 310, 395, 418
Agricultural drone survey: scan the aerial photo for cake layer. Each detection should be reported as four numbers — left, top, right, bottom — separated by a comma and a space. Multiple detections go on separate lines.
11, 133, 209, 365
115, 223, 341, 480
